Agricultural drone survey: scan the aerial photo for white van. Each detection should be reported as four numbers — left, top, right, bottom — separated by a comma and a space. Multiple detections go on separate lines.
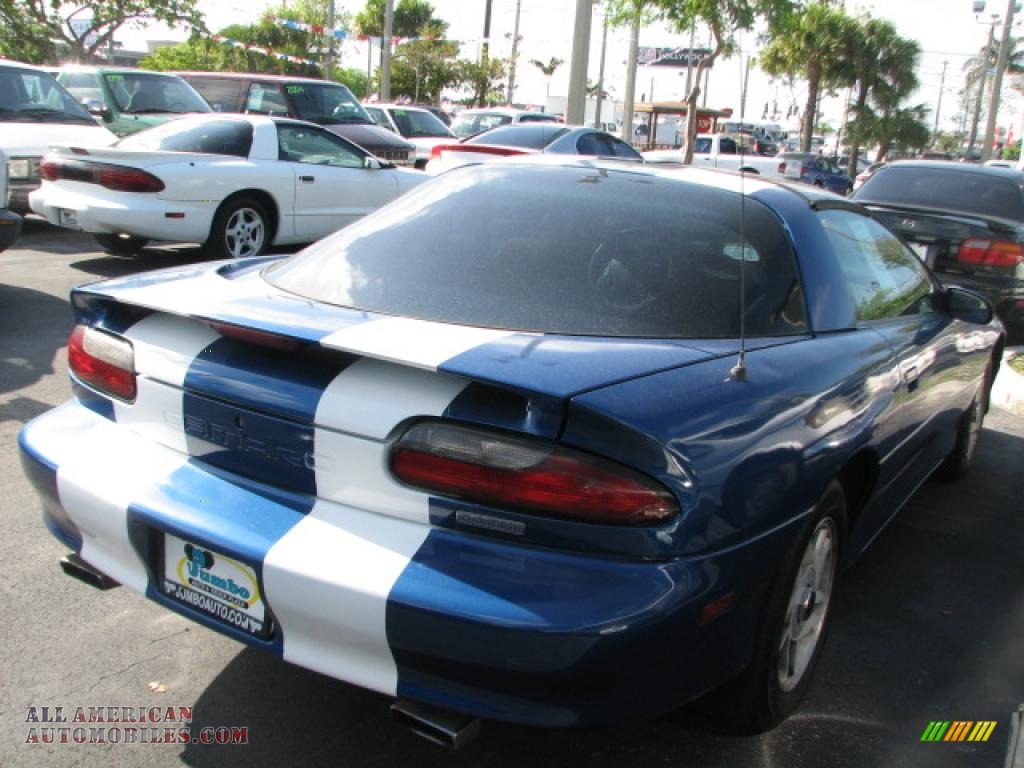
0, 60, 117, 214
0, 148, 22, 252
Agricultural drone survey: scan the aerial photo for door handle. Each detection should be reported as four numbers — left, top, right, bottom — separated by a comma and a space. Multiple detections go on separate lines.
299, 175, 315, 183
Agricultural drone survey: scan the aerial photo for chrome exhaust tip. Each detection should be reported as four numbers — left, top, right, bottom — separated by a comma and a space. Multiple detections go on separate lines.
390, 699, 481, 750
59, 554, 119, 591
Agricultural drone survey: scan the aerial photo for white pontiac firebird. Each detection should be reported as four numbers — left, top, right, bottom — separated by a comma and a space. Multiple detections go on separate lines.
29, 114, 427, 258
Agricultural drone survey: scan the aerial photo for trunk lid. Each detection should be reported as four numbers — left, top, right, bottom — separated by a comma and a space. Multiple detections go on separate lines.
72, 258, 793, 505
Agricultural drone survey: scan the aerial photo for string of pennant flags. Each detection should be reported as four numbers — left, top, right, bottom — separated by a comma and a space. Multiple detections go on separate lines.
269, 16, 489, 46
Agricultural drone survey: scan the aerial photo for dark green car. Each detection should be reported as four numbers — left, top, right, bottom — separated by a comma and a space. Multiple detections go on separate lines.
55, 67, 210, 137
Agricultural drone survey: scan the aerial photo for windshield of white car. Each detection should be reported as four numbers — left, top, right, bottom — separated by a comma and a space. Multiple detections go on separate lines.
284, 83, 373, 125
0, 68, 94, 123
103, 73, 209, 115
267, 163, 808, 339
116, 119, 253, 156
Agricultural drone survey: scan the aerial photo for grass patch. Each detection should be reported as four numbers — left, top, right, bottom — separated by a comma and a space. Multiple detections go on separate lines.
1010, 354, 1024, 376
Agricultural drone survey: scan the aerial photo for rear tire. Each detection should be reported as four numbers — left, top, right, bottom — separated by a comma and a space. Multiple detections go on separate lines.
205, 196, 269, 259
937, 361, 992, 481
703, 481, 846, 734
94, 233, 148, 256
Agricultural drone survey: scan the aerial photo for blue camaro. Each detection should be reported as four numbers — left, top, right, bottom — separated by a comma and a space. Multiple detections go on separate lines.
19, 160, 1003, 743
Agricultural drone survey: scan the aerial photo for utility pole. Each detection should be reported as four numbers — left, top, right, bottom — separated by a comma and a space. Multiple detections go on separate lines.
381, 0, 394, 101
325, 0, 335, 80
594, 9, 609, 125
932, 60, 948, 145
739, 56, 752, 121
981, 0, 1016, 161
507, 0, 523, 105
968, 22, 996, 158
566, 0, 594, 125
483, 0, 493, 59
621, 12, 640, 142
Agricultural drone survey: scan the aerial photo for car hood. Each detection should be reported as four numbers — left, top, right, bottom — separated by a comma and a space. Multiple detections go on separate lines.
1, 122, 117, 156
322, 122, 415, 151
71, 257, 795, 406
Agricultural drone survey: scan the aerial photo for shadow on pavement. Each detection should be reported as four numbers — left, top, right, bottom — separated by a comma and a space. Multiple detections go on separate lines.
176, 419, 1022, 768
0, 283, 72, 397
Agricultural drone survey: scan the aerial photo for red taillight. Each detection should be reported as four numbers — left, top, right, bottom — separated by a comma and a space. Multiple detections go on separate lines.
40, 158, 58, 181
96, 165, 164, 193
958, 238, 1024, 267
390, 421, 679, 525
67, 325, 136, 402
39, 157, 164, 193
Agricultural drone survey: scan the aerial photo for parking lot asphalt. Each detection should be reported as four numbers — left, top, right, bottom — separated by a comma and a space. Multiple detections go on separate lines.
2, 218, 1022, 768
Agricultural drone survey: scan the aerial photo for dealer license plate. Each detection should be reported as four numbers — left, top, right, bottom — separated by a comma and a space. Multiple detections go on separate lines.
163, 534, 270, 638
59, 209, 80, 229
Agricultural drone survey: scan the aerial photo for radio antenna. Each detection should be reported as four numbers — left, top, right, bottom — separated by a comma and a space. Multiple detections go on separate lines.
730, 145, 749, 381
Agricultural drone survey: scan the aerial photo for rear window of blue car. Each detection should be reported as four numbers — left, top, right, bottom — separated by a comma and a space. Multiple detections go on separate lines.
267, 164, 808, 338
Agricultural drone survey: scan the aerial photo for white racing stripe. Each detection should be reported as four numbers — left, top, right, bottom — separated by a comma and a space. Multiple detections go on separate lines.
262, 499, 432, 696
104, 268, 274, 319
264, 355, 472, 691
112, 313, 219, 453
30, 402, 187, 593
320, 316, 518, 371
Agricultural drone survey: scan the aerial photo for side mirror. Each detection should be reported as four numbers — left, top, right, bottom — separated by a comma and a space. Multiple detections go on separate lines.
81, 98, 110, 120
363, 156, 382, 170
945, 286, 994, 325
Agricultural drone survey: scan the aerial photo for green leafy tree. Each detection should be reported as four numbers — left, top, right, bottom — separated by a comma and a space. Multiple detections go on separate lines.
354, 0, 441, 38
457, 56, 507, 107
530, 56, 563, 97
760, 1, 853, 152
389, 23, 458, 104
654, 0, 797, 164
0, 0, 204, 64
141, 3, 367, 95
843, 16, 918, 176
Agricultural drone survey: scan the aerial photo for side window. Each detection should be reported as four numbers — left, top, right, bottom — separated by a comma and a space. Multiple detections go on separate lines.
277, 124, 364, 168
719, 138, 737, 155
575, 132, 605, 155
246, 84, 289, 116
819, 209, 938, 322
693, 137, 712, 154
189, 78, 243, 112
364, 106, 391, 129
608, 136, 642, 160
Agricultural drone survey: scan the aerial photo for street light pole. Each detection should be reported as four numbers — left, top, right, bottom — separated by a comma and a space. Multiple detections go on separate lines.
566, 0, 594, 125
621, 12, 639, 142
507, 0, 523, 104
326, 0, 335, 80
932, 60, 948, 145
968, 22, 996, 158
381, 0, 394, 101
981, 0, 1016, 160
594, 9, 609, 125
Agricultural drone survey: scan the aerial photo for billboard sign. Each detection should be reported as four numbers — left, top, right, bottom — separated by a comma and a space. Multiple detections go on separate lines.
637, 47, 713, 68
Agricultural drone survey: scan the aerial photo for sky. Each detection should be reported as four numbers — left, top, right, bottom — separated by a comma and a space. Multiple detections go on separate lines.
130, 0, 1023, 136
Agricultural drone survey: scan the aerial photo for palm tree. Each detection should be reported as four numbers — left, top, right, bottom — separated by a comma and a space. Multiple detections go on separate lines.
760, 1, 854, 152
843, 17, 919, 177
530, 56, 563, 97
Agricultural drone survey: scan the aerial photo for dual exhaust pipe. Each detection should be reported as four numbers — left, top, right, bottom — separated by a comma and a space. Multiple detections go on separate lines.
59, 555, 481, 749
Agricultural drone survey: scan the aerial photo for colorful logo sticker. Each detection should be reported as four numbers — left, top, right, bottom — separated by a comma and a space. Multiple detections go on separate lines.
921, 721, 997, 742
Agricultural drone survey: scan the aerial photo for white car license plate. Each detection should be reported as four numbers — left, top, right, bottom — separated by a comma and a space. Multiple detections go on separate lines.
163, 534, 269, 638
59, 209, 80, 229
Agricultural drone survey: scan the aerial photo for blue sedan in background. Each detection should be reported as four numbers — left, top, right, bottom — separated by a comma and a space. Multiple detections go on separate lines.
18, 160, 1002, 745
781, 152, 854, 195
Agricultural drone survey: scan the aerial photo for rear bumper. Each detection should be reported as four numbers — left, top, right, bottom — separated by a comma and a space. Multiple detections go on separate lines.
29, 185, 214, 244
0, 208, 21, 252
19, 399, 792, 728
